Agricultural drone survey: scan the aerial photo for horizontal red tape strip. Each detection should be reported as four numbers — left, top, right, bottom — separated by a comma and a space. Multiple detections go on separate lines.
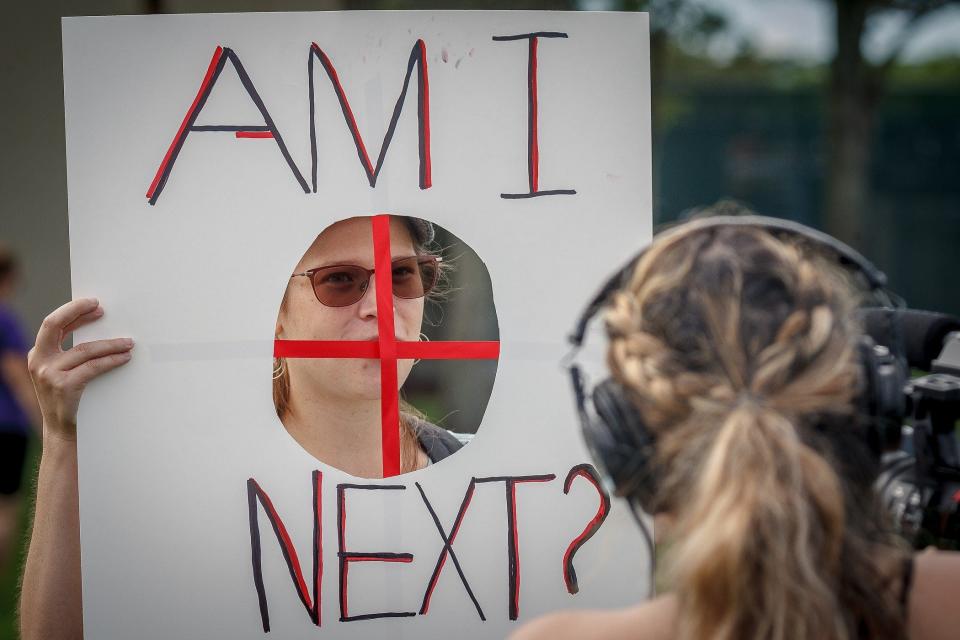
397, 341, 499, 359
274, 339, 499, 360
275, 340, 379, 359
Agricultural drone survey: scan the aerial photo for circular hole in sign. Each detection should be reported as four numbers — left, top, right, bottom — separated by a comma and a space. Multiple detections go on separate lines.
272, 215, 499, 478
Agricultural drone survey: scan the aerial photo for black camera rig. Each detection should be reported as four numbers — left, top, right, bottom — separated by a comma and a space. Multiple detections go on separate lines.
875, 314, 960, 549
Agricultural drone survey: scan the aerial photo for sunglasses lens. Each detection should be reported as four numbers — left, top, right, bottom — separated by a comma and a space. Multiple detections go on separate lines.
308, 257, 438, 306
311, 266, 368, 307
392, 256, 438, 299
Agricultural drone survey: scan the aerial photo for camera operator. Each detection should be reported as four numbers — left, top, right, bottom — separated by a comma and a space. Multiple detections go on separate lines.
514, 216, 960, 640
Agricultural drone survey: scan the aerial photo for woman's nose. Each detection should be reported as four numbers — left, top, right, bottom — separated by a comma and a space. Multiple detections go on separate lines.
356, 276, 378, 318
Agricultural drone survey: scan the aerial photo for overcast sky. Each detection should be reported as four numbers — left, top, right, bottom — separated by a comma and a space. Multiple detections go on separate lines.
709, 0, 960, 63
582, 0, 960, 63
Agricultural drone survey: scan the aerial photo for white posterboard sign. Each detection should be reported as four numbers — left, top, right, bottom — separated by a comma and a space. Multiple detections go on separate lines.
63, 11, 653, 639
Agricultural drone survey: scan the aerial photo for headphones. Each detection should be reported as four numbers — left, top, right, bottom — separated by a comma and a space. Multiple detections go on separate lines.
567, 215, 908, 516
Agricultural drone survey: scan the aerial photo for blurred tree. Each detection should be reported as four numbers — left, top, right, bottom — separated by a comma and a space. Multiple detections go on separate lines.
823, 0, 959, 246
620, 1, 730, 222
623, 0, 728, 133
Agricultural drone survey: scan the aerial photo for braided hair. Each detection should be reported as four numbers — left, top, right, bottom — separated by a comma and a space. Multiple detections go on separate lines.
605, 219, 908, 640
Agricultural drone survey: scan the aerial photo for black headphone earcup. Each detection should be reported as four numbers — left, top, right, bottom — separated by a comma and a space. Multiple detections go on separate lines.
585, 378, 658, 509
857, 335, 908, 459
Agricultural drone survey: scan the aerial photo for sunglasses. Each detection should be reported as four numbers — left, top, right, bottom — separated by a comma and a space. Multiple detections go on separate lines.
291, 256, 441, 308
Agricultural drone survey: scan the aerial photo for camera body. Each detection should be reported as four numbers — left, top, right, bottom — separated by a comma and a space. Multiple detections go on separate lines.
877, 331, 960, 549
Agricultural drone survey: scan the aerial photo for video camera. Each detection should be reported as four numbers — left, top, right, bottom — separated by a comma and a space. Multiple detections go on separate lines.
870, 309, 960, 549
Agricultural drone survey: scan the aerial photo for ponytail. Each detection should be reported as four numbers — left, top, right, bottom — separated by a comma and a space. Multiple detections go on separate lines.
669, 403, 848, 640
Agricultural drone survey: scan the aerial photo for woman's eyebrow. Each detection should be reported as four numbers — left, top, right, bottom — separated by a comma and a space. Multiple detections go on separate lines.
309, 257, 370, 269
309, 252, 418, 270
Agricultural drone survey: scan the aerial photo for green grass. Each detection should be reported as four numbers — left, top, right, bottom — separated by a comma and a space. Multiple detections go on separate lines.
0, 439, 39, 640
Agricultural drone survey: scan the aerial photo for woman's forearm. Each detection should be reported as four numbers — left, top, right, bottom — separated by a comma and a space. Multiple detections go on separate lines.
19, 431, 83, 640
19, 298, 132, 640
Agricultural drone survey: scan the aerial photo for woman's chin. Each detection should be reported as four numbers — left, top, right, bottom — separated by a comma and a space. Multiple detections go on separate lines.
296, 360, 415, 403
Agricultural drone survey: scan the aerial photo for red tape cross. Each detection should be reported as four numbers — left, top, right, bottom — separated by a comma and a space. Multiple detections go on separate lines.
275, 214, 500, 477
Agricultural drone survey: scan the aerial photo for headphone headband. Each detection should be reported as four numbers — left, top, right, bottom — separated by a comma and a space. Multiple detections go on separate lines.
568, 215, 890, 348
566, 213, 907, 574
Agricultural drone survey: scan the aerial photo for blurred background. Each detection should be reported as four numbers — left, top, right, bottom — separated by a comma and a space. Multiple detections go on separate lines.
401, 222, 500, 437
2, 1, 958, 637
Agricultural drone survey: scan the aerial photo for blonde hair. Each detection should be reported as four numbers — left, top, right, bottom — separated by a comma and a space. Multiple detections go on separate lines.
605, 218, 908, 640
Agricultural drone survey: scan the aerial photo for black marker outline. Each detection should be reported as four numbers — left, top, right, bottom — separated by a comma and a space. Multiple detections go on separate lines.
491, 32, 570, 41
474, 474, 556, 620
247, 471, 322, 633
561, 464, 611, 595
492, 32, 576, 200
309, 40, 431, 192
500, 190, 577, 199
415, 481, 485, 620
337, 483, 417, 622
190, 124, 272, 132
147, 47, 308, 205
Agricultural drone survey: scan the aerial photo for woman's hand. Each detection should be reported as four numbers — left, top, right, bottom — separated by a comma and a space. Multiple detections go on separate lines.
27, 298, 133, 442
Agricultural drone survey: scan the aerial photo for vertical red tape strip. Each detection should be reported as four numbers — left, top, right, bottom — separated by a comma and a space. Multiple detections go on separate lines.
372, 215, 401, 477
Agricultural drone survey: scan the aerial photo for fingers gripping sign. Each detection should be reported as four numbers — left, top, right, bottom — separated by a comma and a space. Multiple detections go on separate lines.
20, 297, 134, 640
28, 298, 134, 438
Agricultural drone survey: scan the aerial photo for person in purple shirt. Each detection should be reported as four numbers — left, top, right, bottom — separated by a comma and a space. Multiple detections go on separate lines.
0, 246, 41, 573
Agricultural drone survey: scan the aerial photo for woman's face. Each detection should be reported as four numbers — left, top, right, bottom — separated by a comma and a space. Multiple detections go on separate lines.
277, 217, 425, 402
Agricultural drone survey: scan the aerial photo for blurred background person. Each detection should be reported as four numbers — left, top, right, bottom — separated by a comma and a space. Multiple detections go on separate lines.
0, 246, 39, 575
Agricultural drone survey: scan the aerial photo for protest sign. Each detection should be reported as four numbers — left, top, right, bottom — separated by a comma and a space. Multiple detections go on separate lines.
63, 10, 653, 638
